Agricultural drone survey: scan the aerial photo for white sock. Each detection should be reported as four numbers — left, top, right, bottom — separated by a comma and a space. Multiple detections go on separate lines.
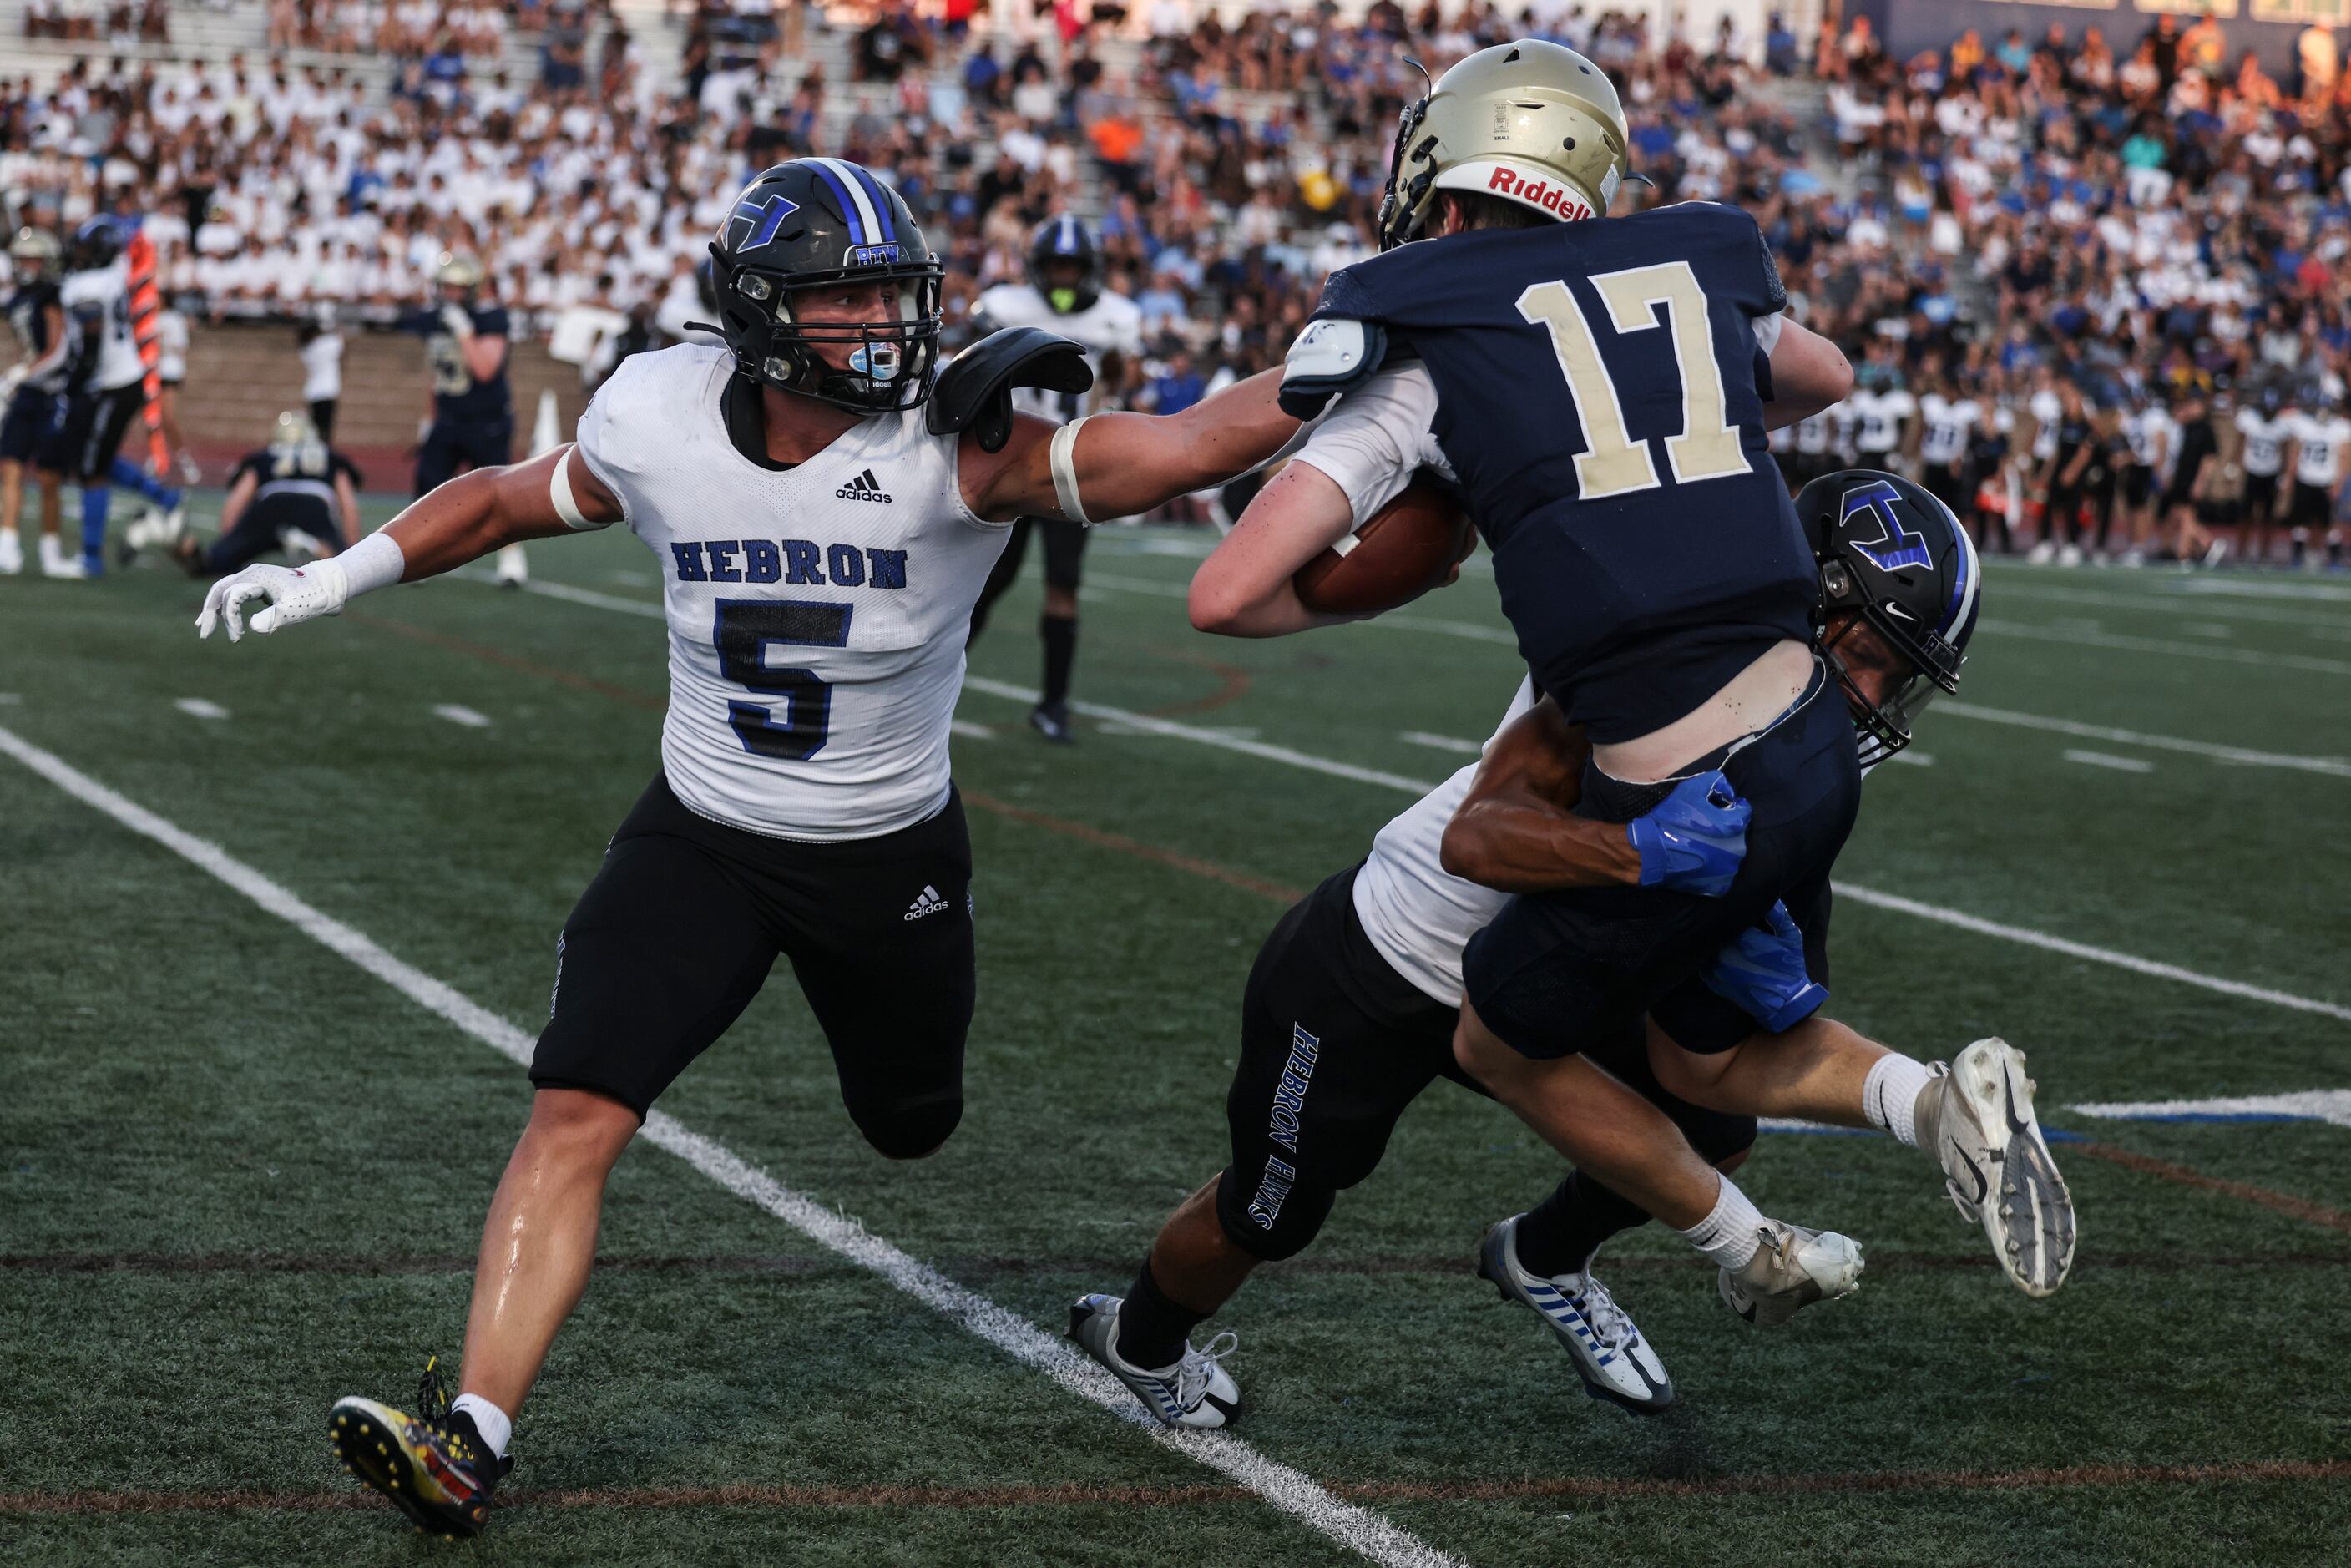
449, 1393, 512, 1459
1862, 1054, 1935, 1147
1677, 1173, 1764, 1273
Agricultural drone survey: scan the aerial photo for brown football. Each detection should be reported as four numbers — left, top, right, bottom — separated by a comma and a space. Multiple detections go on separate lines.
1293, 471, 1475, 615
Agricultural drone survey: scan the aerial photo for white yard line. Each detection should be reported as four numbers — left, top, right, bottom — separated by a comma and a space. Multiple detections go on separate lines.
2061, 749, 2154, 774
1934, 701, 2351, 779
174, 697, 229, 720
1399, 731, 1484, 756
508, 579, 2351, 1026
0, 720, 1461, 1568
1979, 617, 2351, 677
1984, 579, 2351, 630
432, 704, 493, 729
2070, 1090, 2351, 1129
948, 719, 994, 741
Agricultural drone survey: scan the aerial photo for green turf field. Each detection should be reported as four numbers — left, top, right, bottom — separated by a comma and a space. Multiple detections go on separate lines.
3, 504, 2348, 1566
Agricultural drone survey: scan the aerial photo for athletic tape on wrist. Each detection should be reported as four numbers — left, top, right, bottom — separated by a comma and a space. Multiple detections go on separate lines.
549, 446, 592, 530
1049, 417, 1093, 525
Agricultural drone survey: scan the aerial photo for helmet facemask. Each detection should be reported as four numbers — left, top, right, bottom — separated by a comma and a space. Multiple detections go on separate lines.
722, 257, 944, 415
1819, 560, 1965, 771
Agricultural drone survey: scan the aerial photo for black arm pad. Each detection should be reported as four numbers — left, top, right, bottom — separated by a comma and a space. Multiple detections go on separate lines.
925, 326, 1095, 454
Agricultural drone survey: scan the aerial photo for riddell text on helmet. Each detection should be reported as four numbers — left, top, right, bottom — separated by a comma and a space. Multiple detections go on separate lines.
1487, 164, 1594, 222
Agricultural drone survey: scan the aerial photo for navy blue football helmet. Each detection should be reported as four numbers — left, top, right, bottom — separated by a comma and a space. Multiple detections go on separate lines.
71, 214, 131, 271
1794, 469, 1981, 767
1027, 215, 1101, 315
705, 159, 943, 414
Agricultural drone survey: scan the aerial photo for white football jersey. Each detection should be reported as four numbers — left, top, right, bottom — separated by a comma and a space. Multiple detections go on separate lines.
2288, 411, 2351, 488
1794, 408, 1833, 456
1352, 681, 1534, 1004
1918, 394, 1978, 467
2121, 406, 2173, 470
60, 260, 144, 392
573, 344, 1011, 842
973, 281, 1144, 421
1851, 387, 1914, 454
2237, 408, 2287, 476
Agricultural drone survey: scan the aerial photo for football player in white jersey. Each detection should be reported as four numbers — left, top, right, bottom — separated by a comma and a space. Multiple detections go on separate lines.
2119, 391, 2177, 564
1073, 463, 2069, 1430
2237, 384, 2291, 564
56, 215, 183, 576
194, 159, 1304, 1538
964, 216, 1146, 741
2281, 392, 2351, 571
1914, 362, 1979, 523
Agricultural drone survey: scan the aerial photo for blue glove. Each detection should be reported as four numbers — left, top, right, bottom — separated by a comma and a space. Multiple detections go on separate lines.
1702, 900, 1828, 1033
1626, 771, 1752, 897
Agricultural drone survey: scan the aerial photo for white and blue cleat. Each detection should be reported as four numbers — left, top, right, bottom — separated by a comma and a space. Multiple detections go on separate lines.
1477, 1216, 1672, 1414
1922, 1038, 2077, 1298
1067, 1293, 1242, 1429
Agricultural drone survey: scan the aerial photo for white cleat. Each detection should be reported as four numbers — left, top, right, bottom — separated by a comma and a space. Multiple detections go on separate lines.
494, 542, 529, 589
0, 530, 19, 575
1719, 1220, 1864, 1327
124, 506, 184, 554
1477, 1216, 1671, 1414
38, 536, 84, 579
2026, 540, 2056, 564
2057, 543, 2085, 568
1920, 1039, 2077, 1297
1067, 1293, 1241, 1429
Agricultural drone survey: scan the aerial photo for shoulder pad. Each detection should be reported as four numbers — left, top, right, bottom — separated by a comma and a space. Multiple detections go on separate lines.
1278, 317, 1388, 421
926, 326, 1094, 453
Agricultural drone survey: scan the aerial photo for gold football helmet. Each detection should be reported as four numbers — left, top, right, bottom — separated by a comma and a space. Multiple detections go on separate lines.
1376, 40, 1633, 250
9, 225, 63, 280
271, 409, 321, 448
434, 250, 487, 293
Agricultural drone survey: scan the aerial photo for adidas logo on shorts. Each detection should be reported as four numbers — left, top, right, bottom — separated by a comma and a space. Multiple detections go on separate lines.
903, 884, 949, 921
837, 469, 892, 504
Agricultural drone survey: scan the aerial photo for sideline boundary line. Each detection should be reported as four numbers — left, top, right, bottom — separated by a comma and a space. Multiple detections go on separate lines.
0, 722, 1461, 1568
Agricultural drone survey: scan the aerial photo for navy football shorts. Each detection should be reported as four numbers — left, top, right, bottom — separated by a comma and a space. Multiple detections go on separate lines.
1464, 663, 1861, 1061
415, 416, 514, 495
0, 384, 64, 466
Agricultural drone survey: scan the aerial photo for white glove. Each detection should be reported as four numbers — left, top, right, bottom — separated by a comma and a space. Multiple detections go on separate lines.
196, 559, 351, 641
439, 302, 475, 340
0, 365, 23, 402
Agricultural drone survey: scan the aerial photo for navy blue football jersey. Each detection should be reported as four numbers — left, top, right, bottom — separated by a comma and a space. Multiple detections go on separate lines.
6, 280, 75, 392
407, 302, 513, 426
1312, 204, 1817, 742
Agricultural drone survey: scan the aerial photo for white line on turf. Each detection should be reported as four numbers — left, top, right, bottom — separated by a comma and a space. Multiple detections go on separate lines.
2070, 1090, 2351, 1129
174, 697, 229, 720
948, 719, 993, 741
2062, 749, 2154, 774
0, 721, 1459, 1568
0, 693, 19, 705
963, 676, 1442, 794
1398, 731, 1484, 756
501, 579, 2351, 1025
1979, 617, 2351, 676
432, 704, 493, 729
1935, 701, 2351, 779
1888, 751, 1934, 767
1986, 581, 2351, 629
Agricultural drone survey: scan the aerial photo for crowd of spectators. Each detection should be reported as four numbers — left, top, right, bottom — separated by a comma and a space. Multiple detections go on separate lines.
3, 0, 2348, 550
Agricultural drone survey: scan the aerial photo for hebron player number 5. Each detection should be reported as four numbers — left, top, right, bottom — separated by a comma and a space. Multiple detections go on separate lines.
189, 156, 1303, 1541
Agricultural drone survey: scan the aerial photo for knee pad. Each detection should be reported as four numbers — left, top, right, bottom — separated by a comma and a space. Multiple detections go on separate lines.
1213, 1160, 1337, 1262
851, 1090, 963, 1161
1676, 1105, 1758, 1168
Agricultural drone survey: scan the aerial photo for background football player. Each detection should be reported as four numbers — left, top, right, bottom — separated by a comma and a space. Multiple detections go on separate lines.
2281, 390, 2351, 572
129, 409, 359, 576
963, 215, 1144, 741
1, 225, 76, 579
57, 214, 183, 576
195, 158, 1302, 1540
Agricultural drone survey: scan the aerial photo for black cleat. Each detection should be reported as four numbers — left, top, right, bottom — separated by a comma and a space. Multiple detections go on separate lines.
327, 1358, 510, 1538
1029, 702, 1074, 744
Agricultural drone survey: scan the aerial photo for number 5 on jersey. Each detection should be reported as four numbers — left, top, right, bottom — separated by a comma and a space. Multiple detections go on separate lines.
716, 600, 852, 761
1518, 262, 1749, 501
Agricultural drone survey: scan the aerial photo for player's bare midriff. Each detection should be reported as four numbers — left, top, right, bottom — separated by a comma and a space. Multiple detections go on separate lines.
1589, 636, 1813, 784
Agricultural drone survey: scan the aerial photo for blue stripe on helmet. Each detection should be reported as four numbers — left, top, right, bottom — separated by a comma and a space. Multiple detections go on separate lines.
849, 164, 897, 243
806, 162, 866, 245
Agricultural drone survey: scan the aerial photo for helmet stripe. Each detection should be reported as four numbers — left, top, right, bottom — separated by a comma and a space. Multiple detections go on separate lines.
808, 158, 882, 248
1941, 513, 1980, 640
845, 163, 899, 243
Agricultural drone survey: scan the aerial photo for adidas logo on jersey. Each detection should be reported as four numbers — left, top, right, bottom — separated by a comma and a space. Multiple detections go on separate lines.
837, 469, 892, 504
904, 884, 950, 921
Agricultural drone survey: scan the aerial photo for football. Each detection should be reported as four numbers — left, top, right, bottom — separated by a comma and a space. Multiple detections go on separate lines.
1292, 471, 1476, 615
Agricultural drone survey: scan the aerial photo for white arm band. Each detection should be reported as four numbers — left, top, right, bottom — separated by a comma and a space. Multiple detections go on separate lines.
1049, 416, 1094, 525
335, 529, 406, 598
549, 446, 595, 530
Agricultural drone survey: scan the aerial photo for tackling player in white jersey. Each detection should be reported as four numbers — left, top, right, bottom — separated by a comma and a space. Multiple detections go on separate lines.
193, 159, 1302, 1538
964, 215, 1146, 741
